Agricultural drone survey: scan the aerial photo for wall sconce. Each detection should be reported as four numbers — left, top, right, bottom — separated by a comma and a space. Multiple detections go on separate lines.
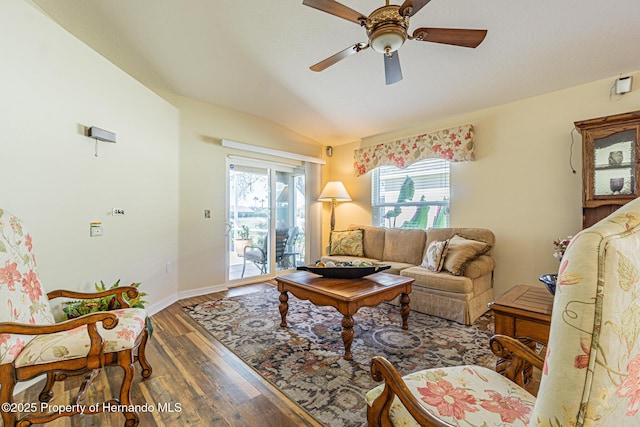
318, 181, 351, 232
88, 126, 116, 143
88, 126, 116, 157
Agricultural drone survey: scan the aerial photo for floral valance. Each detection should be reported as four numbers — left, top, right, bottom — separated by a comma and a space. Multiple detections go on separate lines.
353, 124, 475, 176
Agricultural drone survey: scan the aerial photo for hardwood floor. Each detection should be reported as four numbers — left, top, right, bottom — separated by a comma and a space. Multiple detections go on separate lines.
14, 283, 322, 426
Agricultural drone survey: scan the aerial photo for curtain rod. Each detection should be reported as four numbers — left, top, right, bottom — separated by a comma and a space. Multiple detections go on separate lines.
222, 139, 326, 165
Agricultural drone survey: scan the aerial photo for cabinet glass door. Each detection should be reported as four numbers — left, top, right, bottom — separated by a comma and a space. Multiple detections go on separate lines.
592, 129, 636, 197
576, 110, 640, 228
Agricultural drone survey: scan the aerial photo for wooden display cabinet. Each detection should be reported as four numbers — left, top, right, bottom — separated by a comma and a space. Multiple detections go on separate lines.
575, 110, 640, 228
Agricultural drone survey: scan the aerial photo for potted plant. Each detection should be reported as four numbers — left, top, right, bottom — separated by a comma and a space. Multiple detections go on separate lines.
62, 279, 153, 336
234, 225, 252, 257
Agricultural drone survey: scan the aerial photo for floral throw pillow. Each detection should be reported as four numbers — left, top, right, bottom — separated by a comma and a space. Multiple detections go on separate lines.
443, 235, 492, 276
329, 229, 364, 257
422, 239, 449, 272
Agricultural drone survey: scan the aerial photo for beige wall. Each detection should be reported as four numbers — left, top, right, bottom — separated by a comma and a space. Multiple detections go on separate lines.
6, 0, 640, 306
327, 70, 640, 297
0, 1, 180, 311
1, 1, 324, 309
159, 93, 323, 294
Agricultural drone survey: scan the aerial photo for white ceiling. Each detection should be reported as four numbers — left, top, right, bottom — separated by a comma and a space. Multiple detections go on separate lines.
31, 0, 640, 145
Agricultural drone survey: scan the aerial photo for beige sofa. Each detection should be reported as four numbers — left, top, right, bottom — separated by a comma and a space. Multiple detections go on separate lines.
321, 225, 496, 325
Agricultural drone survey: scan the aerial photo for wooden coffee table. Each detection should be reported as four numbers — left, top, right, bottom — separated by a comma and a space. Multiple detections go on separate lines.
275, 271, 413, 360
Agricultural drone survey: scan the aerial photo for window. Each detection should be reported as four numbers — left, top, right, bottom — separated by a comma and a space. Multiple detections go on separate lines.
372, 159, 450, 229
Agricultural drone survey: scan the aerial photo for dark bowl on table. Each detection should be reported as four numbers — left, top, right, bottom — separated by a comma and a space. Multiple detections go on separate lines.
297, 264, 391, 279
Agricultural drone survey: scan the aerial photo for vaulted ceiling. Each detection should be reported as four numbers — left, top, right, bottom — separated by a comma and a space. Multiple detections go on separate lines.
32, 0, 640, 145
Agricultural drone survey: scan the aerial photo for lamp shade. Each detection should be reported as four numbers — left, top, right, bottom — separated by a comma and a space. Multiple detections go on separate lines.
318, 181, 352, 202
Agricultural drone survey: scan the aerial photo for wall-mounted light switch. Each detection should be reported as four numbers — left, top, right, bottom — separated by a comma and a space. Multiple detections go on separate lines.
90, 222, 103, 237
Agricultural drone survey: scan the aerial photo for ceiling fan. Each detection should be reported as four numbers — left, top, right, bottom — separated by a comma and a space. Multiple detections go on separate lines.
303, 0, 487, 85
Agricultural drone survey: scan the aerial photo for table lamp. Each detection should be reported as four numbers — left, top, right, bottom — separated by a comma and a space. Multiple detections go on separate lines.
318, 181, 352, 232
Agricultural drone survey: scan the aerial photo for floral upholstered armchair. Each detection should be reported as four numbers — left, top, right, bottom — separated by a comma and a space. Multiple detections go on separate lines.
366, 197, 640, 426
0, 209, 152, 426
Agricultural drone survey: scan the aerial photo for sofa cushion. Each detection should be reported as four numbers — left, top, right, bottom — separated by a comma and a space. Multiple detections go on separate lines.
383, 262, 418, 275
401, 266, 475, 294
329, 229, 364, 257
427, 228, 495, 255
349, 224, 386, 260
421, 239, 449, 272
442, 235, 492, 276
382, 228, 427, 265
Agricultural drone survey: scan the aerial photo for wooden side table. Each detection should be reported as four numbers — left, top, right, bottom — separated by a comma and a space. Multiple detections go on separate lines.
489, 284, 554, 345
489, 285, 554, 395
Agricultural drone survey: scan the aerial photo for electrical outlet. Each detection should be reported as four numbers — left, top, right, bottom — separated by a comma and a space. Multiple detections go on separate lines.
112, 208, 125, 216
204, 209, 211, 219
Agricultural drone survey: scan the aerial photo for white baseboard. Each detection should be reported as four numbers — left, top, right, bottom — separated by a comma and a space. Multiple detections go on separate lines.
146, 293, 180, 316
177, 283, 228, 300
142, 283, 231, 315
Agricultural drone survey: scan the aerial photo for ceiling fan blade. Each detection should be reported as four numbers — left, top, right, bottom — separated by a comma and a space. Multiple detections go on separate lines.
412, 28, 487, 48
399, 0, 432, 17
384, 51, 403, 85
310, 43, 368, 72
302, 0, 367, 25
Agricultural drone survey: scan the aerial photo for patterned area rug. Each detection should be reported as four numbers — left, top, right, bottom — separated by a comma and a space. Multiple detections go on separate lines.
184, 288, 496, 427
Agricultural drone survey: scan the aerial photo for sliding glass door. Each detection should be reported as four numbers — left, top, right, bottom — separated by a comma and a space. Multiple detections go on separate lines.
227, 158, 305, 281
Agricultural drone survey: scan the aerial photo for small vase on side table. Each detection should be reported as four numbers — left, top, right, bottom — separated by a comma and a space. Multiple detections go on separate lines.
538, 274, 557, 296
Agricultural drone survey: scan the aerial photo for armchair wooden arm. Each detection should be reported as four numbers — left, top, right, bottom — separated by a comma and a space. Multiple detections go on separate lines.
0, 312, 119, 373
48, 285, 139, 309
0, 311, 118, 335
368, 356, 454, 427
490, 334, 545, 395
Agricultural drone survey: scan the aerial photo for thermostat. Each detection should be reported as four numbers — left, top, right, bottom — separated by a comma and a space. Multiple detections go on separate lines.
90, 222, 103, 237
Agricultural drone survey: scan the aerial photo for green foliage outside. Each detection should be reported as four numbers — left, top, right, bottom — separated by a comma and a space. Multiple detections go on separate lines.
238, 225, 250, 239
432, 205, 449, 228
384, 176, 415, 228
401, 195, 429, 229
384, 176, 448, 229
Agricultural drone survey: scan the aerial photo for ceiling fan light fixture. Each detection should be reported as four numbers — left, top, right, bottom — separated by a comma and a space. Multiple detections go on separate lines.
303, 0, 487, 84
370, 25, 406, 55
